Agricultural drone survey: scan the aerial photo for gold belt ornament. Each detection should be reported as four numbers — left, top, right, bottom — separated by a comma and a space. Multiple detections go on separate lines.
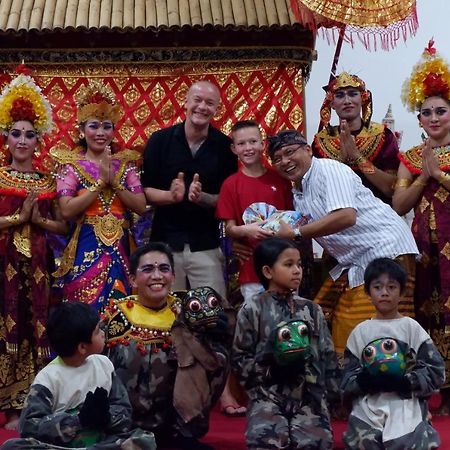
86, 213, 125, 247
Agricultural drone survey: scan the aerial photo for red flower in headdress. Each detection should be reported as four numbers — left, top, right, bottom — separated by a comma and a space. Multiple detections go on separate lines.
424, 39, 436, 56
10, 98, 38, 123
423, 73, 450, 99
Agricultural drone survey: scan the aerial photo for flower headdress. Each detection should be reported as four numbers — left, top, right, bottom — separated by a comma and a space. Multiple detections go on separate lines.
0, 65, 54, 136
401, 40, 450, 112
76, 81, 121, 124
319, 72, 373, 129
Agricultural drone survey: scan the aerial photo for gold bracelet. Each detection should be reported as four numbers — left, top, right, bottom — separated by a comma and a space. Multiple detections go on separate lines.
357, 158, 376, 175
395, 178, 412, 189
41, 217, 48, 225
4, 213, 20, 225
439, 172, 450, 184
412, 178, 427, 187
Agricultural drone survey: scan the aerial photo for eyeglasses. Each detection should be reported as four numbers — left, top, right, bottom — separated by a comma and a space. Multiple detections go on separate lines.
271, 145, 303, 166
136, 263, 172, 274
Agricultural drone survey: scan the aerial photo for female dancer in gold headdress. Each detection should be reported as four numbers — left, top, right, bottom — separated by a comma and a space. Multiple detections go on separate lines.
0, 67, 68, 429
51, 82, 146, 311
393, 40, 450, 413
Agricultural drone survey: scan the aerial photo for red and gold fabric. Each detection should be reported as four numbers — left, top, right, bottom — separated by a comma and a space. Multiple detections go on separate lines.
0, 61, 306, 169
0, 167, 55, 410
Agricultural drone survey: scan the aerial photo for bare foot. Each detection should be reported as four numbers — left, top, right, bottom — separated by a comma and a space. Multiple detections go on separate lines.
4, 413, 19, 430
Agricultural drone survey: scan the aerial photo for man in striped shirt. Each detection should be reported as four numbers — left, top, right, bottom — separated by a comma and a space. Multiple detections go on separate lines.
268, 130, 419, 358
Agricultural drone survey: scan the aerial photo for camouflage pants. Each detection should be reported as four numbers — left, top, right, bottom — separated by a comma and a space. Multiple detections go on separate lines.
344, 414, 440, 450
246, 395, 333, 449
0, 429, 156, 450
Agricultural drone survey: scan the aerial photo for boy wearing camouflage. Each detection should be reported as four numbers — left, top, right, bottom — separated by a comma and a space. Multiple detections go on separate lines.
341, 259, 444, 450
0, 303, 155, 450
232, 238, 339, 449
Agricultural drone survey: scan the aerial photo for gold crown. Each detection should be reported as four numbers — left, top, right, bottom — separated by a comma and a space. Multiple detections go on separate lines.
328, 72, 366, 93
76, 81, 122, 124
401, 40, 450, 112
0, 71, 54, 136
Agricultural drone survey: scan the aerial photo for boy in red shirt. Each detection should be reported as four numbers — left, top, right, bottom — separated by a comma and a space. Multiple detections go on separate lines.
217, 120, 293, 303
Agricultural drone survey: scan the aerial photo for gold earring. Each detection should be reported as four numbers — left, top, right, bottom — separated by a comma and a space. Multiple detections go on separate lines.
79, 132, 85, 139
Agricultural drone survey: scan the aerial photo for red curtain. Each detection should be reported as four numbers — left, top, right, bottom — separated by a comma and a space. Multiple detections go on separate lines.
0, 61, 305, 168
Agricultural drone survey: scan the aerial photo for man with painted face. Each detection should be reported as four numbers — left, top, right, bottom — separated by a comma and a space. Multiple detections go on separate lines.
313, 72, 399, 205
268, 130, 419, 360
104, 243, 232, 450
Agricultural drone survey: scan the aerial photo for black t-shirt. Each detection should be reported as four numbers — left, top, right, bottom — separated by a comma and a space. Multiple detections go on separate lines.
141, 122, 237, 252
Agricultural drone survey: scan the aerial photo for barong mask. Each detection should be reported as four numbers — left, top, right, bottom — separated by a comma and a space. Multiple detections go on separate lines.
362, 337, 406, 378
0, 64, 54, 137
76, 81, 122, 125
402, 39, 450, 112
272, 319, 311, 366
179, 286, 224, 331
319, 72, 373, 129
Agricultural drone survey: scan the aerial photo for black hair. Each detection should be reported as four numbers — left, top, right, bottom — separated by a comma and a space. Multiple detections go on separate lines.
231, 120, 261, 134
364, 258, 407, 294
129, 242, 175, 275
46, 302, 100, 357
253, 237, 300, 289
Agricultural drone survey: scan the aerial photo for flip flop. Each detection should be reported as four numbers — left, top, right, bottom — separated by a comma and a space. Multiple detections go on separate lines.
221, 404, 247, 417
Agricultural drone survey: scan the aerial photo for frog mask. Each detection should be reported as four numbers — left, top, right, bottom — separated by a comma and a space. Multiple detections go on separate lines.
362, 337, 406, 377
272, 320, 311, 366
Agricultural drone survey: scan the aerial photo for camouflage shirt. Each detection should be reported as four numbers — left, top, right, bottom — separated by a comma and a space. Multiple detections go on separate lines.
232, 291, 340, 412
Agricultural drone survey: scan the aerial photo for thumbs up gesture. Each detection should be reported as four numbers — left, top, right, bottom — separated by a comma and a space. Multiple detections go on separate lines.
188, 173, 202, 203
170, 172, 186, 203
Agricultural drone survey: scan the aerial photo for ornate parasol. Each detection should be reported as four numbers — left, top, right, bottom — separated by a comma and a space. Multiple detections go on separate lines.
290, 0, 418, 51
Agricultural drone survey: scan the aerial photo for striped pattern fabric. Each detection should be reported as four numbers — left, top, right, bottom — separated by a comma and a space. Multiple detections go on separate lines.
293, 157, 419, 289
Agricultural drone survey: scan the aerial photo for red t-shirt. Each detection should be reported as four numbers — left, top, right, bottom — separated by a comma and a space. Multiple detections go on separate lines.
216, 169, 293, 283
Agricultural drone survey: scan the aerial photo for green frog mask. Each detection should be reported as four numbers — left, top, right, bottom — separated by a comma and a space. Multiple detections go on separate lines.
272, 320, 311, 366
362, 337, 406, 377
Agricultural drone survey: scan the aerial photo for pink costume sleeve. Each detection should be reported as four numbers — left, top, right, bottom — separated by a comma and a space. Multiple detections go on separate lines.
125, 163, 143, 194
56, 165, 79, 198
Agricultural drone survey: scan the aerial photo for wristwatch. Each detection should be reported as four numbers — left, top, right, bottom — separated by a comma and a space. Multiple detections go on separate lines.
293, 227, 302, 240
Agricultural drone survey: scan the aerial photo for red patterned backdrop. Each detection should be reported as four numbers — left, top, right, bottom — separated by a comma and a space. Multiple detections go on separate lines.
0, 60, 305, 168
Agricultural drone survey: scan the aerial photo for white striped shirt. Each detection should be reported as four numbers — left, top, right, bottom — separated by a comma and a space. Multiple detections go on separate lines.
293, 157, 419, 288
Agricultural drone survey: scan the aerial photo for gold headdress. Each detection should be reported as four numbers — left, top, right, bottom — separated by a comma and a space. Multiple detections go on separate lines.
0, 65, 54, 136
319, 72, 373, 129
76, 81, 122, 124
401, 40, 450, 112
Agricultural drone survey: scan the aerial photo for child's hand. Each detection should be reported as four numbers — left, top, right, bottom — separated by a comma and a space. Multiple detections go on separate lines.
78, 387, 110, 429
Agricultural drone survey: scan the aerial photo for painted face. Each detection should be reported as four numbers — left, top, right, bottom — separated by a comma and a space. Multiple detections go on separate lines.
82, 119, 114, 153
264, 247, 302, 293
272, 320, 311, 366
331, 88, 363, 122
131, 251, 175, 308
271, 144, 312, 183
184, 82, 220, 129
231, 127, 264, 167
419, 96, 450, 144
181, 286, 223, 331
369, 273, 402, 319
7, 120, 38, 165
362, 337, 406, 378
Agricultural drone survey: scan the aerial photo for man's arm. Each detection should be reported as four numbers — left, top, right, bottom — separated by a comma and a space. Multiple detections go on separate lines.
279, 208, 356, 240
